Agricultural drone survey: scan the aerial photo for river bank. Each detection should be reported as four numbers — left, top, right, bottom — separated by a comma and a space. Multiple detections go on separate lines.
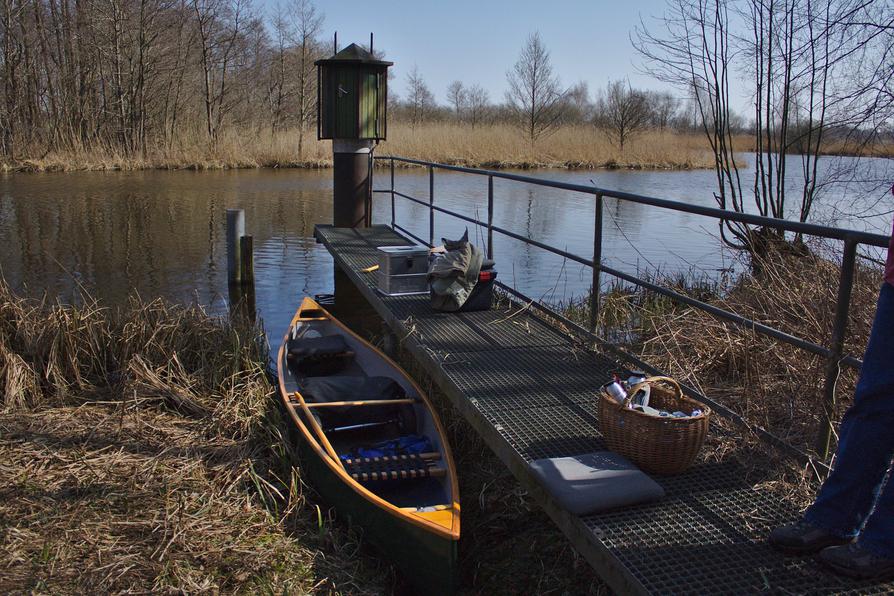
4, 123, 888, 174
1, 124, 729, 173
563, 245, 882, 459
0, 284, 607, 593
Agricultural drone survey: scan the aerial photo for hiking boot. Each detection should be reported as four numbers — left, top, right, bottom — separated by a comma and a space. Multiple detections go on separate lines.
768, 520, 852, 555
819, 543, 894, 580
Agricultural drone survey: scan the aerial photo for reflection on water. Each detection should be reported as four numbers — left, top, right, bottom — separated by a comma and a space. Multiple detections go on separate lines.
1, 155, 890, 349
0, 169, 336, 351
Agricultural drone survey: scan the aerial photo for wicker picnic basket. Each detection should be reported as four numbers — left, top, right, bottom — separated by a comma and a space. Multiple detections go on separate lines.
598, 376, 711, 475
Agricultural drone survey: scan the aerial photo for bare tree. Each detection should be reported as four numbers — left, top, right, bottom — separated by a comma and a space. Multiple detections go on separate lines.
289, 0, 322, 159
564, 81, 593, 123
466, 84, 490, 128
635, 0, 893, 252
505, 32, 565, 150
405, 65, 434, 129
265, 3, 290, 135
446, 80, 466, 120
595, 80, 651, 149
647, 90, 679, 130
193, 0, 250, 142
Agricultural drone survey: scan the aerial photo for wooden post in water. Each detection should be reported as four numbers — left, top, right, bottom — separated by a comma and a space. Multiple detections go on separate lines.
227, 209, 245, 284
226, 209, 256, 321
240, 235, 254, 286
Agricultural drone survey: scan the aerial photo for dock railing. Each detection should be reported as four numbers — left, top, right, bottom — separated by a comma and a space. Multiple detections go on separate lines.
372, 155, 890, 464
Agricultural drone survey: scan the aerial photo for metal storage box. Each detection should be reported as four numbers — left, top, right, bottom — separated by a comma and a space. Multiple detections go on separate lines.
376, 271, 428, 295
376, 245, 429, 295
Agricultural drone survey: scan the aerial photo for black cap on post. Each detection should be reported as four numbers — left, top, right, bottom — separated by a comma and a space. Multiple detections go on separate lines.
316, 43, 392, 141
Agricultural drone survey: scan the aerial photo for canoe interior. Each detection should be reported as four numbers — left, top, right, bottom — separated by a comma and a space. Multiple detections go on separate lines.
280, 304, 455, 512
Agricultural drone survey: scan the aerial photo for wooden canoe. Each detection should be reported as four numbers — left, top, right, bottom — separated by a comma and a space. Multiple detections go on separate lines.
276, 297, 460, 593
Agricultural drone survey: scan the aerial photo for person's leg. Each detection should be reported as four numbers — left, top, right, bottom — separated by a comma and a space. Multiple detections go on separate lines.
804, 282, 894, 537
816, 470, 894, 580
770, 282, 894, 554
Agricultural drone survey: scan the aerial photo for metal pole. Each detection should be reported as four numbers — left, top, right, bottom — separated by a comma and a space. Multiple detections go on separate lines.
390, 157, 395, 229
487, 175, 494, 260
226, 209, 245, 285
589, 193, 603, 332
366, 150, 373, 227
332, 139, 373, 228
817, 237, 859, 460
428, 165, 434, 246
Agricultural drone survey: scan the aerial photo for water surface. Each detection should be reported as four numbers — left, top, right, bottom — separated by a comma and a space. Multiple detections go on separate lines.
1, 156, 890, 351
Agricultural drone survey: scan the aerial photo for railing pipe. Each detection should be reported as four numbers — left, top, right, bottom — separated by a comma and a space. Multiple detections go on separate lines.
601, 263, 834, 359
428, 166, 435, 246
590, 193, 603, 332
390, 157, 395, 229
372, 156, 875, 464
487, 175, 494, 260
375, 156, 889, 248
394, 222, 431, 248
386, 186, 856, 362
817, 237, 859, 460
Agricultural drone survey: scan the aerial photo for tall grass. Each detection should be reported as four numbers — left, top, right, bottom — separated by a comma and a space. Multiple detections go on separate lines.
562, 246, 881, 458
0, 283, 393, 593
380, 123, 729, 169
3, 123, 729, 172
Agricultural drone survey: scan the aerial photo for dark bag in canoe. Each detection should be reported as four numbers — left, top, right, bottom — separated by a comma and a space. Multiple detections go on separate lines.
287, 335, 354, 376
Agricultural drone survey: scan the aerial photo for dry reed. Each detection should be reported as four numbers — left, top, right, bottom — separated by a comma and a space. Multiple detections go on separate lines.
2, 123, 728, 173
380, 123, 725, 170
573, 246, 881, 460
0, 283, 392, 594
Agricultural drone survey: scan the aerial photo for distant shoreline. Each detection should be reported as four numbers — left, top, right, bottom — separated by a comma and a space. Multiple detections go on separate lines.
1, 123, 887, 174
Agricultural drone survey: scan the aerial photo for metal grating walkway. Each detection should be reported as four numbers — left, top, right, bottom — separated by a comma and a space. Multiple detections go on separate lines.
314, 224, 892, 595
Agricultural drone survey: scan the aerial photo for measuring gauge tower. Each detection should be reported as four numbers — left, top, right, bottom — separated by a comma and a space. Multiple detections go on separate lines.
316, 35, 392, 227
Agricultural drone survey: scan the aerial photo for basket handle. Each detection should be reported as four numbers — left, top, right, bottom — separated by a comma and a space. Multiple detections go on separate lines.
623, 376, 682, 408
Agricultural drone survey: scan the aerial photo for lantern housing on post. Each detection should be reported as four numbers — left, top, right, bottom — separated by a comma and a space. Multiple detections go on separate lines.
316, 43, 392, 141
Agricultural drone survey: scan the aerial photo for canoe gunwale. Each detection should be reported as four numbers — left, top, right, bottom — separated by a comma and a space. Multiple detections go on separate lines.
276, 297, 460, 541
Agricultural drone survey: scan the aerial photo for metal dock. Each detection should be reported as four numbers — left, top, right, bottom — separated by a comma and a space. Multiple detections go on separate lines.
315, 223, 892, 595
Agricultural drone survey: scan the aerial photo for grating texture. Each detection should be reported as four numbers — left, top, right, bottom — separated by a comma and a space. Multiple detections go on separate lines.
315, 225, 893, 595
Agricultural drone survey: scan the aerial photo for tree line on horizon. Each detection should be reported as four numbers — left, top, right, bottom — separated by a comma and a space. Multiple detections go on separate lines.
0, 0, 702, 162
0, 0, 890, 169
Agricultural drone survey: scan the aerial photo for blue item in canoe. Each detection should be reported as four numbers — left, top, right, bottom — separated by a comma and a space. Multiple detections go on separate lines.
341, 435, 435, 461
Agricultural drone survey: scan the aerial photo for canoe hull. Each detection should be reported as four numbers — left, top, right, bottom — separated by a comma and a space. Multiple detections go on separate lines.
276, 297, 459, 594
289, 414, 458, 594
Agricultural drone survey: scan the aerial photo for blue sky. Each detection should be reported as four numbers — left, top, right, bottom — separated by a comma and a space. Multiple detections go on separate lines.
288, 0, 689, 105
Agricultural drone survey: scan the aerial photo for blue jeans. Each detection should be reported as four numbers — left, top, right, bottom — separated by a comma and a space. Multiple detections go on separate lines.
805, 282, 894, 557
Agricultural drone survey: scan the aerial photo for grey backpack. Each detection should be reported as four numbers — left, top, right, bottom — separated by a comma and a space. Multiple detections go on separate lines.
427, 230, 483, 312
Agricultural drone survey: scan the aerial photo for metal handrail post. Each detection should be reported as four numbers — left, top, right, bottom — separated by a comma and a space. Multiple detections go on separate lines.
429, 165, 435, 246
487, 175, 494, 260
367, 151, 373, 226
390, 157, 395, 228
590, 193, 603, 332
817, 237, 859, 460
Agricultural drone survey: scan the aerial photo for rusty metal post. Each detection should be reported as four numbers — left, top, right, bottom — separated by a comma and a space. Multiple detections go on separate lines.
817, 237, 859, 461
332, 140, 374, 227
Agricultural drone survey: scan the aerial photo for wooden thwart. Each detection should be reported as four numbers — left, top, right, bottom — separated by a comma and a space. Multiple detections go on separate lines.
305, 398, 419, 408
